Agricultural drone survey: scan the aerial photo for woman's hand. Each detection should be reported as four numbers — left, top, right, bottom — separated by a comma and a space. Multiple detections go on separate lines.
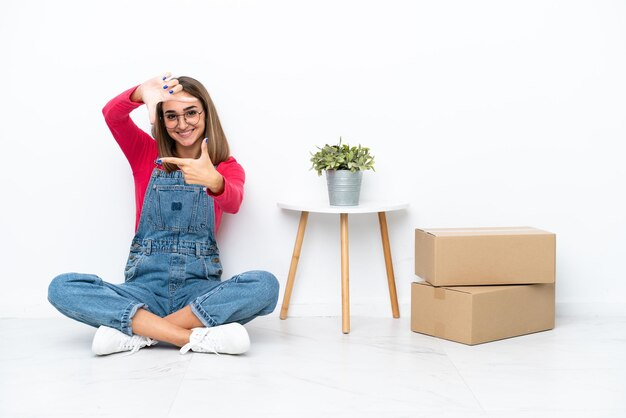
131, 72, 195, 124
158, 139, 225, 194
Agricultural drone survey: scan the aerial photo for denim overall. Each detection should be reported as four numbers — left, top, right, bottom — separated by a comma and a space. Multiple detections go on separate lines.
49, 169, 279, 336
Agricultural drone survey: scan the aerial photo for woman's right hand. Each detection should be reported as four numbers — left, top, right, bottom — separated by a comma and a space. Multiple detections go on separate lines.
131, 72, 195, 124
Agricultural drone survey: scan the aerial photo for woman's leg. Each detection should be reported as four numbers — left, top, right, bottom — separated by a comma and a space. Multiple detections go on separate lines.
185, 270, 280, 328
129, 306, 206, 347
48, 272, 152, 336
158, 272, 278, 355
131, 309, 193, 347
164, 305, 204, 329
131, 271, 278, 352
49, 273, 198, 348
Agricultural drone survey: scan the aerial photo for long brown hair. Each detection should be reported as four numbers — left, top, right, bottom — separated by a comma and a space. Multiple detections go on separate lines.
152, 76, 230, 173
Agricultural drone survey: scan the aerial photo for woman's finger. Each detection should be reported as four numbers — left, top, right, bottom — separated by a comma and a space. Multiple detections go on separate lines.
162, 78, 178, 91
158, 157, 189, 166
166, 85, 196, 103
167, 84, 185, 95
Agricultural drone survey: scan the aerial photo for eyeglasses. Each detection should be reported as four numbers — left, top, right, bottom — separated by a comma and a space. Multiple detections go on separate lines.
162, 109, 204, 128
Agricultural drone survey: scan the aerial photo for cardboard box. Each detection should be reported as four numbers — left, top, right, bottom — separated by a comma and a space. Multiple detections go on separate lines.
415, 227, 556, 286
411, 281, 555, 345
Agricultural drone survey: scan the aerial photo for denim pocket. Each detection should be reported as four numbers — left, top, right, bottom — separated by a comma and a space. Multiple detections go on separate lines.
124, 250, 145, 282
201, 255, 223, 280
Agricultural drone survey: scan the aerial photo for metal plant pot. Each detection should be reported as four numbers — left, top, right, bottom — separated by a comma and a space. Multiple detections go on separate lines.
325, 170, 363, 206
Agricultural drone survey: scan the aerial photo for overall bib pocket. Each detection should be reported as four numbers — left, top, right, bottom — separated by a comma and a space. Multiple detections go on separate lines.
151, 185, 208, 231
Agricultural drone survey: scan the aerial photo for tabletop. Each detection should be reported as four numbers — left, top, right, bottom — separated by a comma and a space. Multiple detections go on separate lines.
277, 200, 409, 214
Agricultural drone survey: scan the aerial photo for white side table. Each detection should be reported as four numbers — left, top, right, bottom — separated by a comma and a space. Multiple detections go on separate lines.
277, 200, 409, 333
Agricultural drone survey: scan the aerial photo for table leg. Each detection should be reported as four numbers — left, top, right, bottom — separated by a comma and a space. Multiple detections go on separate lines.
280, 211, 309, 320
340, 213, 350, 333
378, 212, 400, 318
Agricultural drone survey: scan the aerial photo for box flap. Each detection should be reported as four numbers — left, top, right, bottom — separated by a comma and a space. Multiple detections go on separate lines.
413, 281, 529, 295
421, 227, 552, 237
442, 285, 529, 295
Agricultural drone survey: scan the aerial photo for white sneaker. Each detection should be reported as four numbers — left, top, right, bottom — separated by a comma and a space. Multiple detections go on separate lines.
180, 323, 250, 355
92, 326, 157, 356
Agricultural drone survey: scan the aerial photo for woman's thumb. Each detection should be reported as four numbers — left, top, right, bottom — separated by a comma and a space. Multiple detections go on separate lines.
200, 138, 210, 159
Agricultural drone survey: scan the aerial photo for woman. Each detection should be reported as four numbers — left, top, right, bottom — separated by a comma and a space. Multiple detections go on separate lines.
48, 73, 279, 356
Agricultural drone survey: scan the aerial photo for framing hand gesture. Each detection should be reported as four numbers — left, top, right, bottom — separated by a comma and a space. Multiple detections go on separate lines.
133, 72, 196, 124
159, 138, 225, 193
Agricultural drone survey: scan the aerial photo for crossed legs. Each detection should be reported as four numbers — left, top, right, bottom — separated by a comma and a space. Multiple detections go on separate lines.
48, 270, 280, 348
132, 307, 201, 347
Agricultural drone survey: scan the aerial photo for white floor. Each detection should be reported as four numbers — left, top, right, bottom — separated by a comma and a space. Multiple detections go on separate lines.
1, 313, 625, 418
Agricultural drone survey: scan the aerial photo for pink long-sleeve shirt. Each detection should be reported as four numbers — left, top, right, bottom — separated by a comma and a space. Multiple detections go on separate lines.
102, 86, 244, 233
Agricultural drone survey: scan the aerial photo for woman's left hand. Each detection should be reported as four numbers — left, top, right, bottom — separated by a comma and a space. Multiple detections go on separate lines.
159, 139, 225, 194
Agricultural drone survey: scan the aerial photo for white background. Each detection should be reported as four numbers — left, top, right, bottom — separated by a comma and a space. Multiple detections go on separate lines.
1, 0, 625, 318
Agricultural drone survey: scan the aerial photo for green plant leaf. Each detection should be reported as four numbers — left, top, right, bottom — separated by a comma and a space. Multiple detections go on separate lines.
309, 137, 375, 174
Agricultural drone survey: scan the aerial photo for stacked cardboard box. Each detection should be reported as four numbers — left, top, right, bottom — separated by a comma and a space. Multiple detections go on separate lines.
411, 227, 556, 345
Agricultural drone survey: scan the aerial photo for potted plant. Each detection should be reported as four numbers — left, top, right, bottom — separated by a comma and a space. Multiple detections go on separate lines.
310, 137, 375, 206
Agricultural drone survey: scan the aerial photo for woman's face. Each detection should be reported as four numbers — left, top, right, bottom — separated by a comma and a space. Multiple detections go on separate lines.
161, 92, 206, 149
